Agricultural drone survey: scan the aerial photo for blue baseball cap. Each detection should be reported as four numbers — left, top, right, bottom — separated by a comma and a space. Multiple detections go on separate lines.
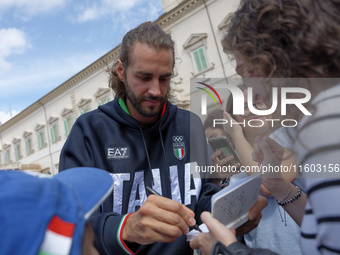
0, 167, 113, 255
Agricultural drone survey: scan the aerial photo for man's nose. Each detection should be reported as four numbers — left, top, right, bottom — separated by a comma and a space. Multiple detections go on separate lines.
148, 79, 161, 96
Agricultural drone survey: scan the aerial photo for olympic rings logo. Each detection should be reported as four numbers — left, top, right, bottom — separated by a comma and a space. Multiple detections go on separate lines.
173, 136, 183, 142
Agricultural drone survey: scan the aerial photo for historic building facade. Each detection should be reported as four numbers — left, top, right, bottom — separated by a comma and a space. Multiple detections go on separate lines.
0, 0, 239, 174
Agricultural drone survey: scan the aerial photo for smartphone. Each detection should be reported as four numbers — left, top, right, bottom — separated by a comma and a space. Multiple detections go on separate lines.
208, 136, 242, 167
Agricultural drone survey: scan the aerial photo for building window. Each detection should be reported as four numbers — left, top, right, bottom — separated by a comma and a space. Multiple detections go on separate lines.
4, 149, 10, 164
23, 131, 34, 155
183, 33, 212, 75
98, 97, 110, 106
50, 124, 60, 143
12, 138, 22, 161
80, 108, 91, 115
192, 46, 209, 73
64, 116, 73, 136
48, 117, 61, 143
61, 108, 74, 137
14, 144, 21, 161
37, 131, 46, 149
94, 88, 111, 106
77, 98, 91, 115
25, 138, 33, 155
35, 124, 46, 150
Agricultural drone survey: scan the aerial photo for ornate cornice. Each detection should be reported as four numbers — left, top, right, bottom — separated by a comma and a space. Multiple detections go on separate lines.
94, 88, 110, 98
22, 131, 32, 138
77, 98, 92, 108
60, 108, 73, 117
183, 33, 208, 49
48, 116, 59, 124
157, 0, 203, 28
34, 124, 45, 131
12, 138, 21, 144
218, 13, 233, 30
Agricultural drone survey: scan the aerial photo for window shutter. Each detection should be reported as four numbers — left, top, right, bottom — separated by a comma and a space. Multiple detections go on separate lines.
193, 46, 209, 73
15, 146, 19, 160
51, 127, 55, 143
42, 132, 45, 146
56, 125, 59, 140
38, 134, 42, 149
198, 47, 208, 70
4, 151, 9, 163
193, 49, 203, 72
64, 119, 69, 135
26, 140, 29, 154
69, 117, 73, 131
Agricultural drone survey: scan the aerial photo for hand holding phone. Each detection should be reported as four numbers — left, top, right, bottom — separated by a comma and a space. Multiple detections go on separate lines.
208, 137, 242, 167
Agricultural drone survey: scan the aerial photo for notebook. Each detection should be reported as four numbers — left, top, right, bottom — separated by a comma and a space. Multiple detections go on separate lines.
186, 173, 262, 241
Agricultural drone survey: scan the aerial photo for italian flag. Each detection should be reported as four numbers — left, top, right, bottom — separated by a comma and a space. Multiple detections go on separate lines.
39, 215, 75, 255
175, 148, 184, 158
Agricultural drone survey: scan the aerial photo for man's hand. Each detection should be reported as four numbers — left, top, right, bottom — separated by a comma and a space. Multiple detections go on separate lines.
122, 195, 196, 244
190, 196, 268, 254
190, 212, 237, 255
236, 196, 268, 236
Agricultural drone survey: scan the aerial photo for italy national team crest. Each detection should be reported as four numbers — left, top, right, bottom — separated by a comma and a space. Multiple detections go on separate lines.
173, 136, 186, 160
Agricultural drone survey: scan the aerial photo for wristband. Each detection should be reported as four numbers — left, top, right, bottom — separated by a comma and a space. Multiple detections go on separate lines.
277, 182, 291, 202
276, 185, 302, 206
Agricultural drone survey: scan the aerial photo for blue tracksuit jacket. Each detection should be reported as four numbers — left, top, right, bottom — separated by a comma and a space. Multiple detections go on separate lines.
59, 99, 219, 255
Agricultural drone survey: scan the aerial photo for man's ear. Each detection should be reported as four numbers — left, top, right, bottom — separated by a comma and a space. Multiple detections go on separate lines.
116, 59, 125, 82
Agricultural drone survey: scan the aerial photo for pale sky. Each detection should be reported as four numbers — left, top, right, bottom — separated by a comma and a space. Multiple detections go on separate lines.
0, 0, 164, 124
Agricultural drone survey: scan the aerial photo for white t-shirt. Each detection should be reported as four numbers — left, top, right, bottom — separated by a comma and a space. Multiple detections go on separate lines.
230, 127, 302, 255
294, 84, 340, 254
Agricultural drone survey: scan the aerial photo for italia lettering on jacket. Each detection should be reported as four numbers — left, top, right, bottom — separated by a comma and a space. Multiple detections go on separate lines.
110, 162, 202, 214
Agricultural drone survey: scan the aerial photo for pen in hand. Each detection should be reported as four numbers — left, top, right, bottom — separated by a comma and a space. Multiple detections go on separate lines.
146, 186, 203, 233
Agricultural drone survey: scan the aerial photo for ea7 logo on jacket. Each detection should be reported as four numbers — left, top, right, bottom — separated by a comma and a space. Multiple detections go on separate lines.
107, 147, 129, 159
173, 136, 186, 160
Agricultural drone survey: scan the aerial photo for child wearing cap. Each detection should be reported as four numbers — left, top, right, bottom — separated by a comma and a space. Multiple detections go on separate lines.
0, 167, 113, 255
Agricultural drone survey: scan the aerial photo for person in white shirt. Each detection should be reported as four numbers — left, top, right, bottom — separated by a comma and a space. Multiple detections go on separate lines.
190, 0, 340, 254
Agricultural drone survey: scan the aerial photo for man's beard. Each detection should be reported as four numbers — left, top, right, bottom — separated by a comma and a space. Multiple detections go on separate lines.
125, 81, 170, 118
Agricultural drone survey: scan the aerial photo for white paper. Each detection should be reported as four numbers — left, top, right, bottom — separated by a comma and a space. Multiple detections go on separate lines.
186, 223, 209, 241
